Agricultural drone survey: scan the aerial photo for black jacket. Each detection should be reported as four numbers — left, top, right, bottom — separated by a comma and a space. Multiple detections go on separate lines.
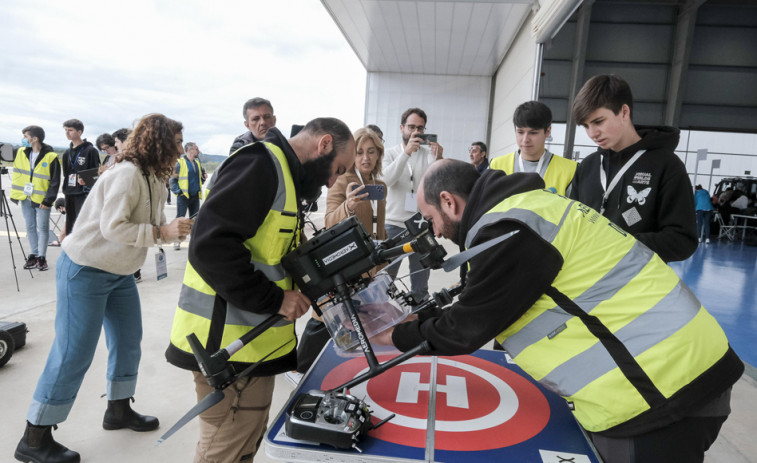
61, 140, 100, 196
569, 126, 697, 262
165, 128, 302, 376
19, 143, 61, 208
393, 171, 562, 356
393, 170, 742, 437
229, 130, 260, 155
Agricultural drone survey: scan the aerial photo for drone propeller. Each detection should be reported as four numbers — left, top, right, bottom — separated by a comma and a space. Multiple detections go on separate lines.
157, 388, 224, 445
440, 230, 519, 272
156, 337, 294, 445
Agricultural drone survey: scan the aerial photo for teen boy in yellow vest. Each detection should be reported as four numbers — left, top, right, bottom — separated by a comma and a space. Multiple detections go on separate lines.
11, 125, 61, 271
490, 101, 577, 196
165, 118, 355, 463
375, 160, 743, 463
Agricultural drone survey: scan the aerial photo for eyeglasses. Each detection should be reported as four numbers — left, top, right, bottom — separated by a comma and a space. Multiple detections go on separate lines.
403, 124, 426, 133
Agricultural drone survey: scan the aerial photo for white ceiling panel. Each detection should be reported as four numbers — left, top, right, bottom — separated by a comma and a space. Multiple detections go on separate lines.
322, 0, 535, 76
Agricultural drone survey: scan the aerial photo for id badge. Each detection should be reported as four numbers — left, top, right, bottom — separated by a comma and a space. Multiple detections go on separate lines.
23, 182, 34, 196
404, 192, 417, 212
155, 248, 168, 280
68, 173, 77, 187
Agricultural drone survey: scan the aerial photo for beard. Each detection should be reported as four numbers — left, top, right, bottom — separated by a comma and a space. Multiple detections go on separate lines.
300, 148, 337, 202
439, 213, 460, 245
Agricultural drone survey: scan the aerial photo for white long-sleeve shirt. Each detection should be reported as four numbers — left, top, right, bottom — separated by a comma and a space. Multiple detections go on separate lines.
62, 161, 167, 275
382, 143, 437, 227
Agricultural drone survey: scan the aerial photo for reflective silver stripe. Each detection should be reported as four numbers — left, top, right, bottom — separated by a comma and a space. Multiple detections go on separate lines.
465, 207, 562, 249
269, 148, 287, 212
503, 240, 654, 357
540, 280, 700, 396
14, 168, 31, 175
252, 259, 287, 282
178, 176, 188, 180
11, 184, 25, 191
32, 172, 50, 180
178, 284, 215, 319
226, 304, 293, 327
32, 189, 46, 196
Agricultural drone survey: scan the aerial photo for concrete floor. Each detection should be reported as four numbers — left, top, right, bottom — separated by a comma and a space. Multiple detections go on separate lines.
1, 196, 756, 462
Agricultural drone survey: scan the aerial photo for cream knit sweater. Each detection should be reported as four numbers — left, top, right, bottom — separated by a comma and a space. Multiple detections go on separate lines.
62, 161, 167, 275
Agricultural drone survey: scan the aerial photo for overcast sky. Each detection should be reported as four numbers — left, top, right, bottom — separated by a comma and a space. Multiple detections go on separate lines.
0, 0, 367, 155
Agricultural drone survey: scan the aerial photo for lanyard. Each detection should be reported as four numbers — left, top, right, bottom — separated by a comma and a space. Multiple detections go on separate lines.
599, 149, 646, 214
357, 173, 378, 236
70, 146, 84, 171
516, 150, 548, 176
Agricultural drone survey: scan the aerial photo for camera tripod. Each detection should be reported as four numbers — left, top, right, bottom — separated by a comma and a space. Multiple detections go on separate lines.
0, 167, 34, 291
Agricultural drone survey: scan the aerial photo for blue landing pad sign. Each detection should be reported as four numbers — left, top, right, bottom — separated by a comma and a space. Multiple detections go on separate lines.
265, 341, 601, 463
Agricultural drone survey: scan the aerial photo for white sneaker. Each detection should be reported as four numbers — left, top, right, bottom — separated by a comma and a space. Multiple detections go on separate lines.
285, 371, 304, 387
706, 238, 711, 244
174, 242, 181, 250
698, 237, 703, 243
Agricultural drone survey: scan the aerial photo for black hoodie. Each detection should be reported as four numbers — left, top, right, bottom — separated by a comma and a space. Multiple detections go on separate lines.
393, 171, 563, 355
61, 139, 101, 196
569, 126, 697, 262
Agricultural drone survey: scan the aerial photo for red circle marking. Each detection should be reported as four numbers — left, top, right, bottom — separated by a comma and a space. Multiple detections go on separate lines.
321, 355, 550, 450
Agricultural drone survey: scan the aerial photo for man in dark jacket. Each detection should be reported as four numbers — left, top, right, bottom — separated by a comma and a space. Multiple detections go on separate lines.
374, 160, 742, 463
61, 119, 100, 236
568, 75, 697, 262
229, 97, 277, 154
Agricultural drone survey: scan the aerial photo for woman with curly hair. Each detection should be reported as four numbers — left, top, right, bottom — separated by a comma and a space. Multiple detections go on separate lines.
15, 114, 193, 463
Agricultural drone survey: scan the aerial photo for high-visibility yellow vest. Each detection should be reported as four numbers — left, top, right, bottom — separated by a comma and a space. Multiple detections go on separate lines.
177, 156, 204, 199
169, 142, 300, 364
490, 151, 577, 196
11, 148, 58, 204
466, 189, 731, 432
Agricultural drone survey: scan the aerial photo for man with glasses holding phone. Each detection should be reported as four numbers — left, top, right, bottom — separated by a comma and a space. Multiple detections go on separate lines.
382, 107, 444, 301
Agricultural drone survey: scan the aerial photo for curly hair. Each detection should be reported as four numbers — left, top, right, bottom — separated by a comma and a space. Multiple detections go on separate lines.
115, 114, 183, 182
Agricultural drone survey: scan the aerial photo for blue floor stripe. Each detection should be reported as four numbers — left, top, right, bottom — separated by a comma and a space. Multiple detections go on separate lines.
668, 240, 757, 368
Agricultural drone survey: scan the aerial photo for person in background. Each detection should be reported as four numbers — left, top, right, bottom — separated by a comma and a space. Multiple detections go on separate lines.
61, 119, 100, 238
469, 141, 489, 174
366, 124, 384, 143
382, 107, 443, 301
96, 133, 118, 173
112, 128, 131, 153
10, 125, 61, 271
229, 97, 277, 154
694, 185, 714, 244
15, 114, 192, 463
375, 159, 743, 463
569, 75, 697, 263
490, 101, 576, 195
170, 141, 206, 250
287, 127, 389, 386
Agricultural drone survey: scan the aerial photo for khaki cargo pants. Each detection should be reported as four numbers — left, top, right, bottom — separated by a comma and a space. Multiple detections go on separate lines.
192, 371, 276, 463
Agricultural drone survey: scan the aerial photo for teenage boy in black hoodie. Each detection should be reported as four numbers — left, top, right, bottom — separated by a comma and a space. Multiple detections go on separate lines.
568, 75, 697, 262
61, 119, 100, 237
374, 160, 742, 463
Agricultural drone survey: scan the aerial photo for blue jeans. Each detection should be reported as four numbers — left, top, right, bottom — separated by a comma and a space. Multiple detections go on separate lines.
177, 193, 200, 218
20, 199, 51, 257
696, 210, 712, 240
27, 252, 143, 426
385, 224, 430, 300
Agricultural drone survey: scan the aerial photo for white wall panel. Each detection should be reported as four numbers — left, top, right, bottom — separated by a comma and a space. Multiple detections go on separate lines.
364, 72, 491, 163
489, 12, 540, 158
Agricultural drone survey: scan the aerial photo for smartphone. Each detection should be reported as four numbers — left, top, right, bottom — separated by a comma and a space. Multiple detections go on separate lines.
417, 134, 437, 145
351, 184, 386, 201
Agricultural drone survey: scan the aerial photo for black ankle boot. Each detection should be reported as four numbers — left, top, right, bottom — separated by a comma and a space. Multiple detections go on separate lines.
102, 397, 159, 432
15, 421, 80, 463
